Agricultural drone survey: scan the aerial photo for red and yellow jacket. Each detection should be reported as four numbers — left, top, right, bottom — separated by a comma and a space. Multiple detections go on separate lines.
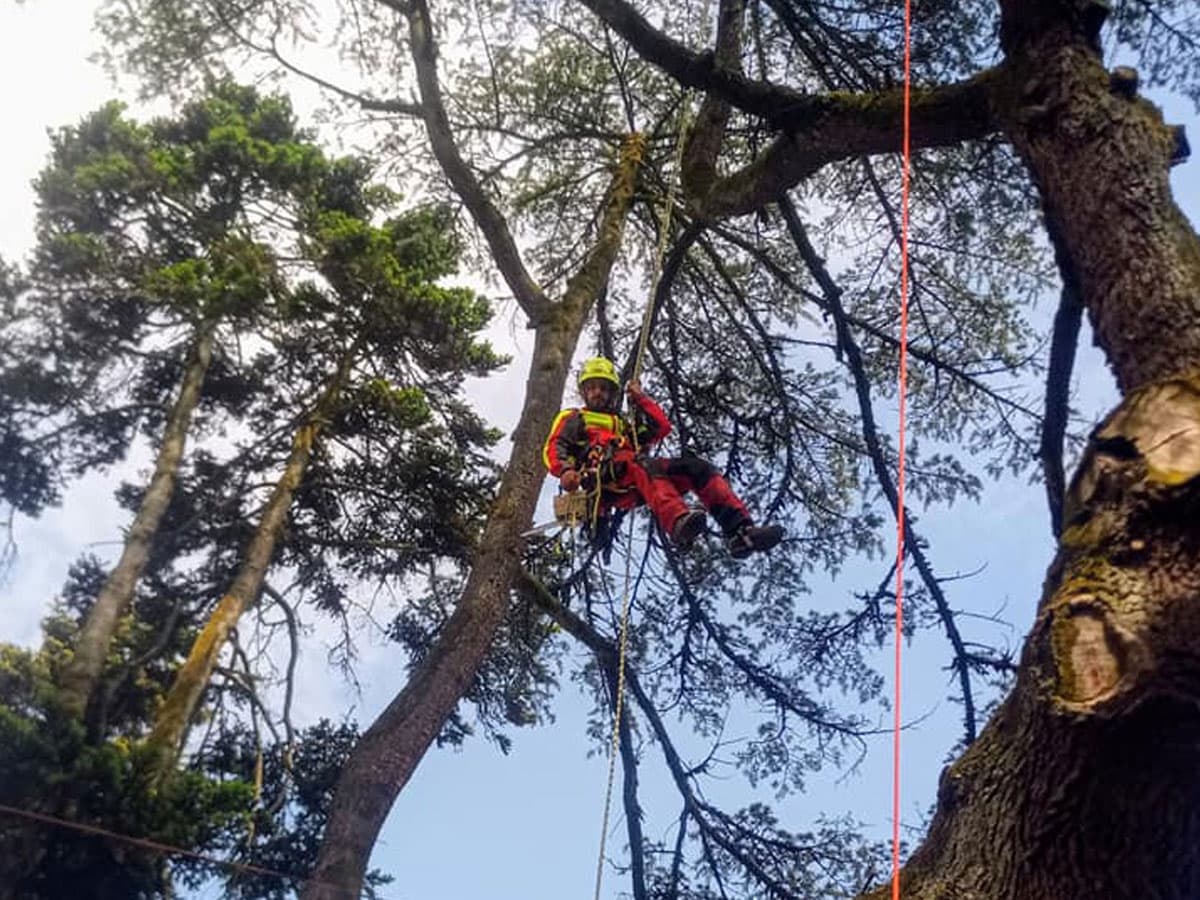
542, 393, 671, 476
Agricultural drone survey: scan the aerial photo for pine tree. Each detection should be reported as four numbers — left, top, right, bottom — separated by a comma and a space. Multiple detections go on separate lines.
20, 85, 335, 720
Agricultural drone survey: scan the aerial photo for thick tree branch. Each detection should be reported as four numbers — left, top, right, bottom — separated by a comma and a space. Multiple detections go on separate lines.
91, 589, 188, 741
406, 0, 553, 323
62, 317, 218, 720
302, 124, 645, 900
680, 0, 744, 201
575, 0, 1000, 219
697, 70, 998, 219
996, 0, 1200, 391
613, 671, 648, 900
559, 136, 652, 319
574, 0, 985, 132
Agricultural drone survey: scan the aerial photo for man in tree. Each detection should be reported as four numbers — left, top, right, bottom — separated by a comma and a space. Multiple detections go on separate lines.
543, 356, 784, 557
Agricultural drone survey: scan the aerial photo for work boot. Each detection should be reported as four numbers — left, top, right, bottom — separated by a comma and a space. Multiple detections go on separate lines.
726, 523, 784, 559
670, 510, 707, 549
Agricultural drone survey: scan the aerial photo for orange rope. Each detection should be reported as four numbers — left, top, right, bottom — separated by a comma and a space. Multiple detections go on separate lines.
892, 0, 912, 896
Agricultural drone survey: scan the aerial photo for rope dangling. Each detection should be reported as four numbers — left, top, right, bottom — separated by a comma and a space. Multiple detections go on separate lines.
632, 98, 693, 410
590, 521, 638, 900
592, 98, 692, 900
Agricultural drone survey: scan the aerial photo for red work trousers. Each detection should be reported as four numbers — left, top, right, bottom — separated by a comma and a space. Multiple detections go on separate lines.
602, 451, 752, 536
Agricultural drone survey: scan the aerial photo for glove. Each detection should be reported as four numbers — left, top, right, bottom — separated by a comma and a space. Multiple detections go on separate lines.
560, 469, 582, 492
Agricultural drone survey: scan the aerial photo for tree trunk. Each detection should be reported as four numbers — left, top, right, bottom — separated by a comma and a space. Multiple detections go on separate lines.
142, 347, 357, 778
300, 138, 645, 900
680, 0, 744, 204
59, 317, 218, 721
997, 0, 1200, 394
867, 3, 1200, 898
875, 379, 1200, 900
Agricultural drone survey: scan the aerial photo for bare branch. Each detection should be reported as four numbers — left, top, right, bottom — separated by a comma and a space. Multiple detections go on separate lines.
262, 583, 299, 752
520, 571, 809, 900
613, 668, 648, 900
780, 197, 979, 744
1040, 231, 1084, 538
206, 0, 422, 115
667, 806, 689, 899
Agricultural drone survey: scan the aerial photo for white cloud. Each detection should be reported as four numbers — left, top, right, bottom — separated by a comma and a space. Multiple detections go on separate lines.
0, 4, 122, 260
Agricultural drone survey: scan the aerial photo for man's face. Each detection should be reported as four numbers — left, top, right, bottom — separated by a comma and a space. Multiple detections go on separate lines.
581, 378, 615, 410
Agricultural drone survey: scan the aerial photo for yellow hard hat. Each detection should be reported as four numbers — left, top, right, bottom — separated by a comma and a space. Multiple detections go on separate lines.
578, 357, 620, 389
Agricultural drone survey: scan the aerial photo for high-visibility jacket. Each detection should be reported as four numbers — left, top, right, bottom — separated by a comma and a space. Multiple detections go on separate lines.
542, 394, 671, 476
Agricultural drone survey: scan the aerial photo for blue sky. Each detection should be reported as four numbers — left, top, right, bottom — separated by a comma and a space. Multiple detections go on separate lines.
2, 3, 1199, 898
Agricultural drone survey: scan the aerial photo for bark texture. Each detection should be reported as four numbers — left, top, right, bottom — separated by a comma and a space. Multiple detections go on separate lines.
996, 0, 1200, 393
143, 348, 356, 776
879, 376, 1200, 900
863, 2, 1200, 897
679, 0, 744, 203
299, 137, 645, 900
695, 71, 999, 219
60, 318, 218, 720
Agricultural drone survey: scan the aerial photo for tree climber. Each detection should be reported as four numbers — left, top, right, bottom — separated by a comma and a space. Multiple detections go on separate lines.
542, 357, 785, 558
